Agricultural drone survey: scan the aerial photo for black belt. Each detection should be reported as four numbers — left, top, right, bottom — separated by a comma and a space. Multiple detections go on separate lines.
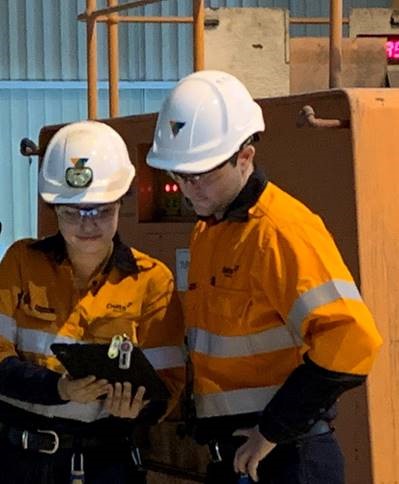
1, 425, 126, 455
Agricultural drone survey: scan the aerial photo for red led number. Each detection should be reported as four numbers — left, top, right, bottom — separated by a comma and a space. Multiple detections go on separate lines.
386, 40, 399, 60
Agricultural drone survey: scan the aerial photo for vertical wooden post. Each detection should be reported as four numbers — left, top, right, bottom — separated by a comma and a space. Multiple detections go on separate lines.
87, 0, 98, 119
108, 0, 120, 117
329, 0, 343, 88
193, 0, 205, 71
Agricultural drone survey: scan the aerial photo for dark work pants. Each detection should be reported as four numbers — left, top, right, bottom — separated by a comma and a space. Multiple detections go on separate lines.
0, 439, 147, 484
205, 431, 345, 484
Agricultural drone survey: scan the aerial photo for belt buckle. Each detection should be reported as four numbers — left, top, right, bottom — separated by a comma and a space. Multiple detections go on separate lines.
22, 429, 60, 454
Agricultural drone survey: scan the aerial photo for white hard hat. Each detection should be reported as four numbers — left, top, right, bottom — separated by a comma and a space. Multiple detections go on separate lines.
146, 70, 265, 174
39, 121, 135, 204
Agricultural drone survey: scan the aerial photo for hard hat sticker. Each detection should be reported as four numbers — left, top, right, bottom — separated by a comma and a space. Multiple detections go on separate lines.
71, 157, 89, 168
169, 121, 186, 137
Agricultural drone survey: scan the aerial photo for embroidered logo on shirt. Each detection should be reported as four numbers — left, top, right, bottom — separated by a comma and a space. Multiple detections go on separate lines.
106, 302, 133, 312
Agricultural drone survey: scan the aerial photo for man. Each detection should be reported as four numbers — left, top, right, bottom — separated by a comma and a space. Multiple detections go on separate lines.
0, 120, 185, 483
146, 70, 382, 483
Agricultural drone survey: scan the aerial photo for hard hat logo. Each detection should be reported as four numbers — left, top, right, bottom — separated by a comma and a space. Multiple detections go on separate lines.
169, 121, 186, 137
70, 157, 89, 168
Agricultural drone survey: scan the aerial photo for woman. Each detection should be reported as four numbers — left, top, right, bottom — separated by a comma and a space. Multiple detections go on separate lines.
0, 121, 185, 483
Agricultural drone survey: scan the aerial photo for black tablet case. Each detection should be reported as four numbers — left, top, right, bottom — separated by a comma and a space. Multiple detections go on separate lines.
51, 343, 170, 402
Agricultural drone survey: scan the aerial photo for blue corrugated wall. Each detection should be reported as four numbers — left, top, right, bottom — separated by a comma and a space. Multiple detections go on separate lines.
0, 0, 391, 256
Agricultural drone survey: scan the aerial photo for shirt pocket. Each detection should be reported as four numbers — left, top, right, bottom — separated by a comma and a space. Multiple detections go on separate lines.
204, 285, 252, 333
19, 282, 56, 322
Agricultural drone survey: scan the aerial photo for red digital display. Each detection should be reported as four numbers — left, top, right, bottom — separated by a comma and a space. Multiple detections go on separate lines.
386, 37, 399, 61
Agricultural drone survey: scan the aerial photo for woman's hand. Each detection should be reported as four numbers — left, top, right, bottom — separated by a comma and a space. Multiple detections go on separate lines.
57, 374, 109, 403
104, 383, 149, 418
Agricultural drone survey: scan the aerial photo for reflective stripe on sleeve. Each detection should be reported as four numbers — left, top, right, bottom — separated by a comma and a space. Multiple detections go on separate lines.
0, 314, 17, 343
15, 327, 185, 370
195, 385, 281, 418
0, 394, 109, 422
16, 329, 82, 355
286, 280, 362, 340
143, 346, 185, 369
187, 325, 298, 358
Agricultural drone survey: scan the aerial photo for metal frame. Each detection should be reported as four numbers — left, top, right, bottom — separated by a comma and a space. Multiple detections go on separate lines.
78, 0, 205, 119
329, 0, 343, 88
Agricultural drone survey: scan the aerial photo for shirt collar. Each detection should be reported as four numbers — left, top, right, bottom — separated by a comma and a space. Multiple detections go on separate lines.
30, 232, 139, 275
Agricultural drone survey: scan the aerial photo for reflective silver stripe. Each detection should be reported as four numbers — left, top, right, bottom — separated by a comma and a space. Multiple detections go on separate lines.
16, 328, 83, 356
0, 314, 17, 343
195, 385, 281, 418
286, 280, 362, 339
187, 325, 298, 358
143, 346, 185, 369
15, 327, 184, 369
0, 395, 109, 422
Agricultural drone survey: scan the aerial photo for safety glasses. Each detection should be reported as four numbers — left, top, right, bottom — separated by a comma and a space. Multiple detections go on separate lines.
167, 134, 258, 185
54, 203, 119, 224
168, 157, 233, 185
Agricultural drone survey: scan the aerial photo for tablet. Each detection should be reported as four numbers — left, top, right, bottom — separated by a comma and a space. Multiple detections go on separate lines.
51, 342, 170, 402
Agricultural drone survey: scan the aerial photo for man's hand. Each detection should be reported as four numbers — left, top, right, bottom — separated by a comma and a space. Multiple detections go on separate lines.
104, 383, 149, 418
57, 374, 109, 403
233, 426, 276, 482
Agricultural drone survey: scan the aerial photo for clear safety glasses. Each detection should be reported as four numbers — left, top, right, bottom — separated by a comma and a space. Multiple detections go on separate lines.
54, 203, 119, 224
168, 157, 233, 185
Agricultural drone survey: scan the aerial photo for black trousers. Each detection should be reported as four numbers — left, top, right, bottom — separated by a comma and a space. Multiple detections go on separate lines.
205, 431, 345, 484
0, 438, 147, 484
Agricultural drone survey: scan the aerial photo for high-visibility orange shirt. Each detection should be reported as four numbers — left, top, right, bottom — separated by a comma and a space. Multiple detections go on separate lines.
185, 177, 382, 425
0, 233, 185, 425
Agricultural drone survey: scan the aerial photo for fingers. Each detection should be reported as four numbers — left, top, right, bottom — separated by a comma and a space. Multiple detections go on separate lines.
58, 375, 109, 402
105, 383, 148, 418
247, 457, 260, 482
233, 443, 259, 482
232, 428, 250, 438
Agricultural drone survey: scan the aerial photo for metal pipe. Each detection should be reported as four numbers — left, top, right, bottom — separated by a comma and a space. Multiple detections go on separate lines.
297, 105, 350, 129
108, 0, 119, 117
88, 15, 194, 23
329, 0, 343, 88
87, 0, 98, 120
193, 0, 205, 71
290, 16, 348, 25
78, 0, 162, 20
82, 13, 349, 26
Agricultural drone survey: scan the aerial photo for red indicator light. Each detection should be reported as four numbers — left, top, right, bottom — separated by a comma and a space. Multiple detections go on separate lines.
172, 184, 179, 192
165, 183, 171, 193
386, 38, 399, 60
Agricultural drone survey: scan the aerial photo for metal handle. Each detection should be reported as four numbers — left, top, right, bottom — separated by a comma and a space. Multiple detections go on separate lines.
20, 138, 40, 156
297, 105, 350, 129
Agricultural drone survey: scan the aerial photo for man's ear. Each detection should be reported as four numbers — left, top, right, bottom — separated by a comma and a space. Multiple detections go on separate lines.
237, 145, 255, 174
